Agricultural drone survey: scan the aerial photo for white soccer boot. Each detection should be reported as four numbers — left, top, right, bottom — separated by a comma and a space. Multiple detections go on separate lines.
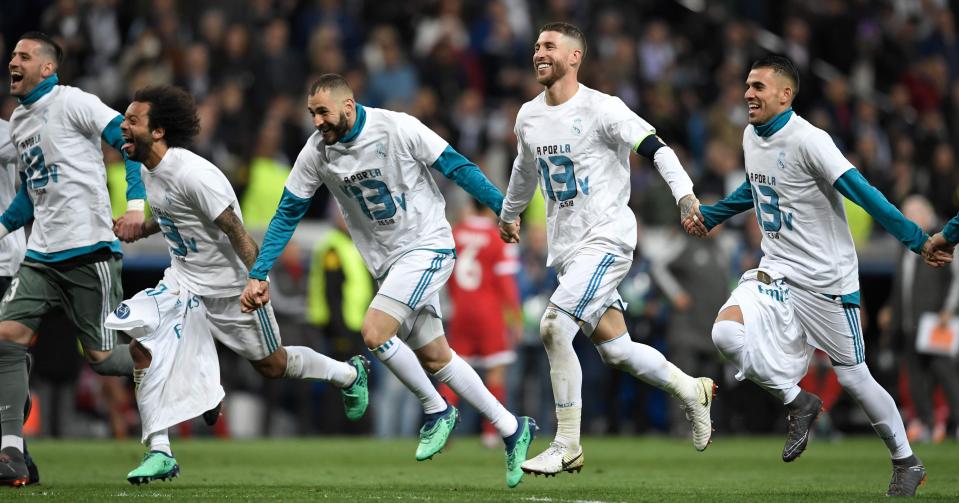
520, 441, 584, 476
679, 377, 716, 451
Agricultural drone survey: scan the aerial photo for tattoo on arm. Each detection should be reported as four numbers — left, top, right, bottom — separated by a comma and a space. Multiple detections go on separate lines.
214, 206, 260, 271
679, 194, 696, 220
143, 219, 161, 237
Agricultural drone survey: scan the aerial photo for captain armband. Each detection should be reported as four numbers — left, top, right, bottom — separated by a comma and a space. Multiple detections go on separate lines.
634, 134, 667, 160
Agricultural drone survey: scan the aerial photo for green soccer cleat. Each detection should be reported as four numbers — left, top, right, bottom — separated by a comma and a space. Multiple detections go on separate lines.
127, 451, 179, 485
415, 405, 459, 461
505, 416, 537, 488
342, 355, 370, 421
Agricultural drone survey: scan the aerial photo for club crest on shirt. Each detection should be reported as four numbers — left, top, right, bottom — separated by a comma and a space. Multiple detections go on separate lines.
375, 142, 387, 159
777, 151, 786, 170
572, 118, 582, 135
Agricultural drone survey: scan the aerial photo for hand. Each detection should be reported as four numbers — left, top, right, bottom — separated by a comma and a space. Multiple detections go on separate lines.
921, 233, 955, 268
672, 292, 692, 312
240, 278, 271, 313
679, 194, 707, 238
498, 216, 521, 243
114, 210, 146, 243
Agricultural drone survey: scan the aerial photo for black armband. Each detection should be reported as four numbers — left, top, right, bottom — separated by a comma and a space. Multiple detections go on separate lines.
635, 134, 666, 160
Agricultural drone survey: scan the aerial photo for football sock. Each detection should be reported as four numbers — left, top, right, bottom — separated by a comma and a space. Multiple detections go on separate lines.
372, 336, 446, 414
595, 333, 696, 398
540, 308, 582, 448
283, 346, 356, 388
432, 352, 517, 438
147, 430, 172, 456
834, 362, 912, 459
0, 340, 28, 451
89, 344, 134, 377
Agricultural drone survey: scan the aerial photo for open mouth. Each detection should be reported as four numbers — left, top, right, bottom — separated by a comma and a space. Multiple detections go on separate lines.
536, 62, 552, 71
121, 135, 134, 154
10, 71, 23, 84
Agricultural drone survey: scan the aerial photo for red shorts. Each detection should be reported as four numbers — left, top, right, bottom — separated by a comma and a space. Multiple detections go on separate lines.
447, 316, 515, 368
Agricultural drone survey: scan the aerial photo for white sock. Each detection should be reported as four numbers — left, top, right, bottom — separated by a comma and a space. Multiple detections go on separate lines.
147, 430, 172, 456
712, 320, 801, 404
595, 334, 696, 398
283, 346, 356, 388
1, 434, 23, 452
540, 308, 583, 448
372, 336, 446, 414
835, 363, 912, 459
433, 351, 517, 438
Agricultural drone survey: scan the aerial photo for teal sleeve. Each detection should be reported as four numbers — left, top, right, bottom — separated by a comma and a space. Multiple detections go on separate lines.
944, 213, 959, 244
430, 146, 504, 215
100, 115, 146, 201
700, 181, 754, 230
249, 188, 311, 280
0, 175, 34, 232
833, 168, 927, 253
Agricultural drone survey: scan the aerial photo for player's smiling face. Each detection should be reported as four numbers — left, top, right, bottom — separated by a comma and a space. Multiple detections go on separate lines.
308, 89, 352, 145
8, 39, 55, 98
120, 101, 155, 163
744, 67, 792, 126
533, 31, 575, 87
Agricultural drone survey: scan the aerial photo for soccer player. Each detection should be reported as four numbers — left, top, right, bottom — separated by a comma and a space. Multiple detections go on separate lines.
686, 55, 946, 496
0, 32, 146, 486
109, 85, 369, 484
241, 74, 536, 488
497, 22, 715, 476
446, 198, 522, 447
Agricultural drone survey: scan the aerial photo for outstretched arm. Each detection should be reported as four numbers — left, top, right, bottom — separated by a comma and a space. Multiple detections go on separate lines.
0, 177, 34, 239
431, 146, 505, 215
692, 181, 754, 235
215, 206, 259, 271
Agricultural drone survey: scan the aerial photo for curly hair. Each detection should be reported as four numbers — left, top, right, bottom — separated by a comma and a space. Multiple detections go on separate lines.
132, 85, 200, 148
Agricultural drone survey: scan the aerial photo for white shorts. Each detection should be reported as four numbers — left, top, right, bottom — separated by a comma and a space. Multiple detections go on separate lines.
550, 249, 631, 336
369, 249, 454, 349
790, 285, 865, 367
105, 274, 224, 441
202, 294, 282, 362
720, 269, 812, 391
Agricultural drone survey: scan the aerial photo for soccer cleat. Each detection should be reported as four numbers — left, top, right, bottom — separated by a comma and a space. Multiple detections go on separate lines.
521, 441, 584, 476
202, 401, 223, 426
342, 355, 370, 421
505, 416, 537, 488
415, 405, 459, 461
782, 390, 823, 462
679, 377, 716, 451
126, 451, 180, 485
887, 456, 927, 496
0, 447, 29, 487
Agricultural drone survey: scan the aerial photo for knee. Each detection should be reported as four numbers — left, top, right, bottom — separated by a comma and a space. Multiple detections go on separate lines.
361, 320, 390, 349
416, 341, 452, 374
252, 350, 287, 379
833, 362, 869, 387
595, 337, 629, 368
539, 308, 574, 346
711, 320, 744, 360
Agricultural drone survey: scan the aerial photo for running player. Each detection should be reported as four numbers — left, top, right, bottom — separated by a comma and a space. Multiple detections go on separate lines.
687, 55, 945, 496
0, 32, 146, 486
241, 74, 536, 488
498, 22, 715, 477
109, 85, 369, 484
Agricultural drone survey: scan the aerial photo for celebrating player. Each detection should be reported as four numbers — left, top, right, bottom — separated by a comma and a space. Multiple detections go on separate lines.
0, 32, 146, 486
110, 85, 369, 484
498, 22, 715, 477
241, 74, 536, 488
686, 55, 947, 496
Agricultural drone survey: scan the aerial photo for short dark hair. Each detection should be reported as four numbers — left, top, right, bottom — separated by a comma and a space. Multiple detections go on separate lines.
132, 85, 200, 149
18, 31, 63, 65
310, 73, 353, 96
540, 22, 588, 59
751, 55, 800, 95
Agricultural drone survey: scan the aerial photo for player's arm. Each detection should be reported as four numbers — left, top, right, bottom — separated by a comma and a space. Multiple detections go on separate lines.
0, 172, 34, 239
102, 115, 146, 241
499, 128, 537, 242
430, 146, 505, 215
215, 206, 259, 271
697, 181, 755, 231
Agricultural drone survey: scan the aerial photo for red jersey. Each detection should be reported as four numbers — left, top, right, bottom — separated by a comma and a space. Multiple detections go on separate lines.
448, 216, 520, 357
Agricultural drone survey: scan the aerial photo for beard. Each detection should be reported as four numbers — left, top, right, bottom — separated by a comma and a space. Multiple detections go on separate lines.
320, 112, 351, 145
536, 61, 568, 87
127, 135, 153, 163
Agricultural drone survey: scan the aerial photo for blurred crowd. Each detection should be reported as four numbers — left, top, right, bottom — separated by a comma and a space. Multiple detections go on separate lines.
2, 0, 959, 444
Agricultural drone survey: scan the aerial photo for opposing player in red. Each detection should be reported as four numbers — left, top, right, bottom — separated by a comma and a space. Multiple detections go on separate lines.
445, 199, 522, 447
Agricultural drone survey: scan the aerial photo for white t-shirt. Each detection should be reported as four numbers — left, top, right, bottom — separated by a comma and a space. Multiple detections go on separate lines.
743, 113, 859, 295
143, 148, 247, 297
285, 106, 453, 279
501, 84, 689, 266
8, 85, 119, 256
0, 120, 26, 276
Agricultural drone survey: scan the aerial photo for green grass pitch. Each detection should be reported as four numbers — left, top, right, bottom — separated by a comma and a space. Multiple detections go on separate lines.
8, 436, 958, 501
